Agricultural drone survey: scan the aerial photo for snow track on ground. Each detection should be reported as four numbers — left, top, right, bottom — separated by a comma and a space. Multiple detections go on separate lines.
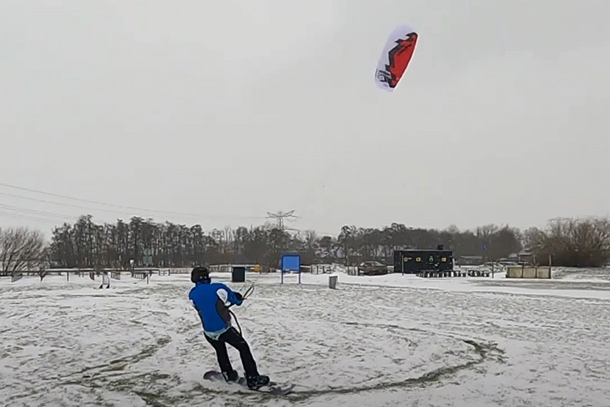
1, 272, 609, 406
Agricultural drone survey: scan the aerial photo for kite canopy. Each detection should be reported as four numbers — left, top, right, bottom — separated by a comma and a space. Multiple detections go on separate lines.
374, 24, 419, 92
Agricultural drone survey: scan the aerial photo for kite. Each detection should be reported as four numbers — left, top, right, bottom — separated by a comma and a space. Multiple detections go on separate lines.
374, 24, 419, 92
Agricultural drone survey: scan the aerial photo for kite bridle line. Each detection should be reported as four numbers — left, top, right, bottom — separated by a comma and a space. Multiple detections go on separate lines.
228, 282, 255, 335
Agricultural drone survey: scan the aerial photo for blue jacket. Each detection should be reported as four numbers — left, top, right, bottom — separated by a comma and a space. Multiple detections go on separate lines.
189, 281, 243, 337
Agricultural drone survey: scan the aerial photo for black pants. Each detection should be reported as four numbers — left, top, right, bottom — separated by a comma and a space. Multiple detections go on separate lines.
205, 327, 259, 378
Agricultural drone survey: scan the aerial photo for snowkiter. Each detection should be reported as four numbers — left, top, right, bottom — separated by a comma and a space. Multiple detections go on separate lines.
188, 265, 269, 389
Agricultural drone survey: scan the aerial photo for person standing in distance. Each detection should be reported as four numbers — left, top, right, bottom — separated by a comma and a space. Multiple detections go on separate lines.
188, 265, 270, 389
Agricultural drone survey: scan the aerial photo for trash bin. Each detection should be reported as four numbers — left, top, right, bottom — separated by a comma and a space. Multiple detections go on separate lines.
328, 275, 338, 289
232, 266, 246, 283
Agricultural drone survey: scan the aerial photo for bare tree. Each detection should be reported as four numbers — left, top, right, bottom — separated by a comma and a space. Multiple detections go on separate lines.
522, 227, 545, 249
529, 217, 610, 267
0, 227, 47, 273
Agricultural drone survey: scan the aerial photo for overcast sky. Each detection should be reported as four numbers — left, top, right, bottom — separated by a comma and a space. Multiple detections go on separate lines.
1, 0, 609, 237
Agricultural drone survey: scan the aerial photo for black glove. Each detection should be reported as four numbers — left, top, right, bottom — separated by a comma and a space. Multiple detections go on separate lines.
235, 292, 244, 301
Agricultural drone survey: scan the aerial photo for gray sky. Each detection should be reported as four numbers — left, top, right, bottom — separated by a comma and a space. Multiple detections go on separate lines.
1, 0, 609, 237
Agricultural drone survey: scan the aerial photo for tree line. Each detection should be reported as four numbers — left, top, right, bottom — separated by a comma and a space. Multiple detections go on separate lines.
1, 215, 609, 273
522, 217, 610, 267
44, 215, 527, 269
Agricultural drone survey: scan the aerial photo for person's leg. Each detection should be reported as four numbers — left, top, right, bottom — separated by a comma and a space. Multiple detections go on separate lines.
204, 334, 237, 381
219, 327, 259, 377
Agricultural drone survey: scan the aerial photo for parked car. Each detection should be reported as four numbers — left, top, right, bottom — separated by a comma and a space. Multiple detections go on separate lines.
357, 261, 389, 276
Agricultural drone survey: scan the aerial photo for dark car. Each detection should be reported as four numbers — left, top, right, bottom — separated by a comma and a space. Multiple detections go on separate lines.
357, 261, 389, 276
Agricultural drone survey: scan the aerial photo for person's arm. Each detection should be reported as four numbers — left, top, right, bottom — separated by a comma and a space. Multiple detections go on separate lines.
188, 290, 199, 311
216, 284, 243, 306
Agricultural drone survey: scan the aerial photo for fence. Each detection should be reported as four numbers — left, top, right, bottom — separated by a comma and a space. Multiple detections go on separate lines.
0, 270, 45, 282
208, 264, 262, 273
310, 265, 359, 275
312, 265, 333, 274
0, 268, 161, 282
131, 270, 152, 283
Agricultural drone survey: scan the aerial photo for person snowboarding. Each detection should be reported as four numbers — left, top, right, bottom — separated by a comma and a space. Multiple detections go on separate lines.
188, 266, 269, 390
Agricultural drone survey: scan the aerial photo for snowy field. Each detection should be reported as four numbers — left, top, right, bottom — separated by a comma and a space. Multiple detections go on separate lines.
1, 268, 610, 407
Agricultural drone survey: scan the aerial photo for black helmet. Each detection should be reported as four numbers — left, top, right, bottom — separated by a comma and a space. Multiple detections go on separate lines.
191, 266, 210, 284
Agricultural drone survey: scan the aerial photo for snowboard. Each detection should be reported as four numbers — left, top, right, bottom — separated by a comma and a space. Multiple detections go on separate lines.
203, 370, 295, 395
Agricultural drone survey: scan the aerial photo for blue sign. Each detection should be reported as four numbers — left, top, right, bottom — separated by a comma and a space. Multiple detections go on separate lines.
280, 254, 301, 272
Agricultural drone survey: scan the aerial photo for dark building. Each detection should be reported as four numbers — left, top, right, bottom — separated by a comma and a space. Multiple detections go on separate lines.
393, 247, 454, 274
457, 255, 484, 266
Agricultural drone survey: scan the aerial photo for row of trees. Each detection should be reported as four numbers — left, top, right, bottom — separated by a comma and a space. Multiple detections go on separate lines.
45, 215, 525, 269
523, 217, 610, 267
2, 215, 610, 272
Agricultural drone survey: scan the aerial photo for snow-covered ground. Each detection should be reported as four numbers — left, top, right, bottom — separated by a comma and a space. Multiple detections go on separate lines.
1, 268, 610, 407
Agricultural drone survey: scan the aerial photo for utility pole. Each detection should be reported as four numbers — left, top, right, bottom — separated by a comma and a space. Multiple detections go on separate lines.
266, 210, 298, 231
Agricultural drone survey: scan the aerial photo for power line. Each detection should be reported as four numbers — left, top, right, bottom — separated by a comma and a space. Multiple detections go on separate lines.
0, 203, 76, 221
0, 181, 266, 221
0, 210, 72, 225
0, 190, 195, 220
0, 191, 139, 217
